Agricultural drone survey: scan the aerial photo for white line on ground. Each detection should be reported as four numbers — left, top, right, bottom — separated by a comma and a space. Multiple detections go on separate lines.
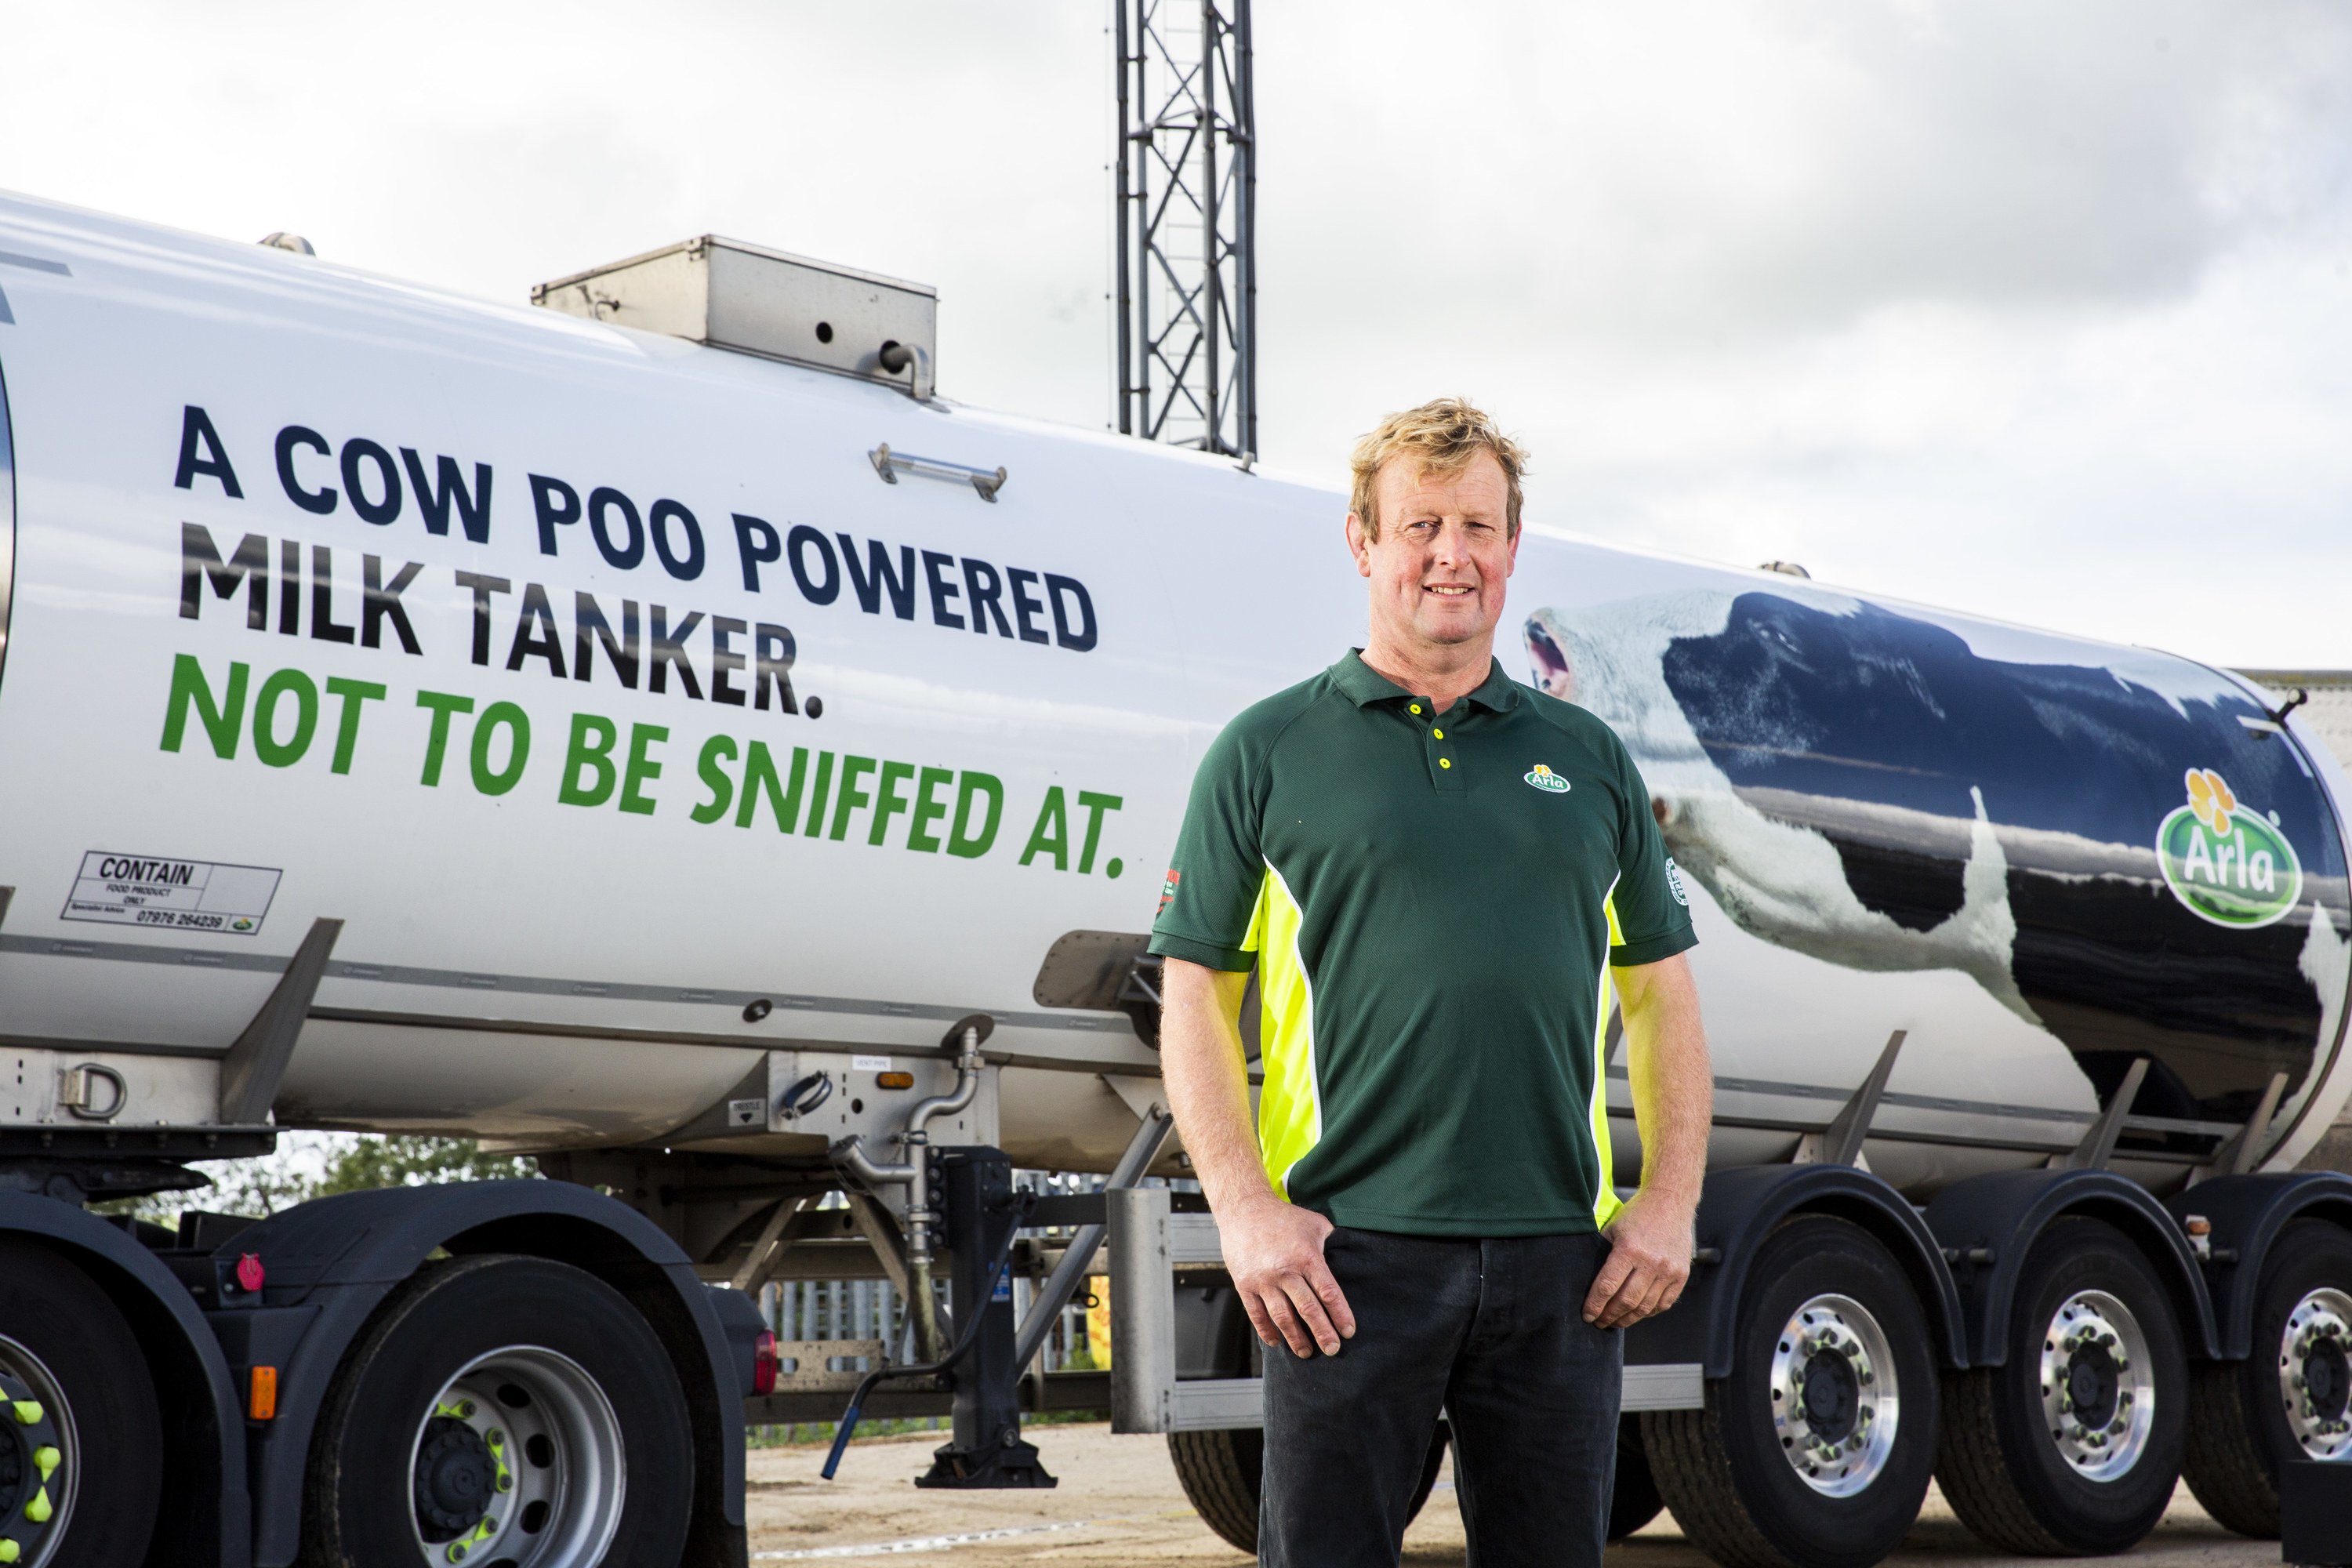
751, 1511, 1196, 1560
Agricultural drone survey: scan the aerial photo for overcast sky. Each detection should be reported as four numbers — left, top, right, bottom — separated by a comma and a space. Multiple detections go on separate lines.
5, 1, 2350, 667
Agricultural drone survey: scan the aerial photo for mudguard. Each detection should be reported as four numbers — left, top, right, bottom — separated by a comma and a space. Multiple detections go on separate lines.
1624, 1163, 1969, 1379
221, 1178, 757, 1568
0, 1190, 251, 1568
2164, 1171, 2352, 1360
1924, 1168, 2220, 1367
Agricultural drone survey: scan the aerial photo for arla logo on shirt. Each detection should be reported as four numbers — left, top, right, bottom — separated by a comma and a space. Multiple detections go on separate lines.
1664, 857, 1690, 906
1523, 764, 1570, 794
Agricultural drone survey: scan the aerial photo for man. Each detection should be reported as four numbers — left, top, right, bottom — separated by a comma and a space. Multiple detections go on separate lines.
1150, 398, 1712, 1567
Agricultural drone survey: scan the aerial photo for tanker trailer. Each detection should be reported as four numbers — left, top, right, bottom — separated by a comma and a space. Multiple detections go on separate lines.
0, 189, 2344, 1566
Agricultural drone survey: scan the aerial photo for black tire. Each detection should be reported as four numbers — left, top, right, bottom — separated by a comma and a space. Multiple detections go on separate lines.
301, 1254, 694, 1568
0, 1240, 162, 1568
2182, 1218, 2352, 1537
1642, 1216, 1940, 1568
1167, 1428, 1262, 1555
1165, 1421, 1448, 1555
1935, 1216, 2187, 1555
1610, 1415, 1666, 1540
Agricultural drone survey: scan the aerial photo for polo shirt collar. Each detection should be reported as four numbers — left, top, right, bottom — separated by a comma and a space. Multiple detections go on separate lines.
1330, 649, 1525, 712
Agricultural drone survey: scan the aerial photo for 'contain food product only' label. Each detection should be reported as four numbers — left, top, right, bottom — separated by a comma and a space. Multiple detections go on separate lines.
62, 852, 282, 935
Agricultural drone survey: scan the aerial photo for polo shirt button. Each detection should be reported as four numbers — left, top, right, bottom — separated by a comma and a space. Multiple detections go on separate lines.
1410, 704, 1422, 714
1439, 758, 1452, 769
1433, 728, 1444, 739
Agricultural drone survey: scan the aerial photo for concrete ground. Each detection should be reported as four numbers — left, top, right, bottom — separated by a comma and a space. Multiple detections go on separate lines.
745, 1422, 2276, 1566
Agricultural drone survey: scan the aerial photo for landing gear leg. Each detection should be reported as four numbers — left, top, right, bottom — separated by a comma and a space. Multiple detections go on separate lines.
914, 1147, 1057, 1489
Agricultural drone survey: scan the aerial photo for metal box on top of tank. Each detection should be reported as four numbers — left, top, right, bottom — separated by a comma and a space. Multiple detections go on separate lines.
531, 234, 937, 398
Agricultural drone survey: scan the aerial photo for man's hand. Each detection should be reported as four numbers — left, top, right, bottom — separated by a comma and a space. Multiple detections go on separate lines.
1158, 958, 1359, 1358
1584, 1188, 1696, 1329
1219, 1193, 1356, 1357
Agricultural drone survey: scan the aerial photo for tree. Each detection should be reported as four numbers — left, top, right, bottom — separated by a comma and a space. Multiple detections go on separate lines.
310, 1136, 538, 1197
100, 1132, 538, 1224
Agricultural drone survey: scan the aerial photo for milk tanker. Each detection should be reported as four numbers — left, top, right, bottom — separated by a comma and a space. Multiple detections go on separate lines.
0, 190, 2347, 1568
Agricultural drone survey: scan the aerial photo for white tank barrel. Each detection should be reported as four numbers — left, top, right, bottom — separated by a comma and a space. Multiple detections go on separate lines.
0, 189, 2345, 1195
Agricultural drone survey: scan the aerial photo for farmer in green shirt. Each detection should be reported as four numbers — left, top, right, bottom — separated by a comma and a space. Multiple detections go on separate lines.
1152, 398, 1713, 1568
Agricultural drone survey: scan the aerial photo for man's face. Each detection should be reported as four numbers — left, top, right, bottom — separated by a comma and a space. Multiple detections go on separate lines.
1346, 448, 1519, 657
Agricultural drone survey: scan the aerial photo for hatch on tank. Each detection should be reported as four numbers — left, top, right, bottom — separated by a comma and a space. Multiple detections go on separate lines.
531, 235, 937, 400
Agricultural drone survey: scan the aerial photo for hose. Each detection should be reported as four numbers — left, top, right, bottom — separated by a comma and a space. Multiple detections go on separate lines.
821, 1189, 1035, 1479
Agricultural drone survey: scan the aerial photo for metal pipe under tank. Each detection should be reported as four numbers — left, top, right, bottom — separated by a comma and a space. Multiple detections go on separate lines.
830, 1018, 987, 1357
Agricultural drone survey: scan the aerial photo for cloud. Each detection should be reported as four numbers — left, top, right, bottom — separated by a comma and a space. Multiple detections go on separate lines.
1265, 1, 2352, 341
4, 0, 2350, 666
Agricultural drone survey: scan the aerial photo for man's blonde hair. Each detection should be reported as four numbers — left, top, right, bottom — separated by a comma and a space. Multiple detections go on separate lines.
1348, 397, 1530, 542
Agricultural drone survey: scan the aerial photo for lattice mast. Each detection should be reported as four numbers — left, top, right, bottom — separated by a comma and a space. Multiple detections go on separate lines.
1114, 0, 1256, 460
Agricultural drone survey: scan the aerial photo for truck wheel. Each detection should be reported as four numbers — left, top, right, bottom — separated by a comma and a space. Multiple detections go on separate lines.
1167, 1428, 1263, 1554
0, 1240, 162, 1568
1165, 1421, 1447, 1555
1610, 1416, 1665, 1540
1642, 1216, 1938, 1568
2181, 1218, 2352, 1537
301, 1254, 694, 1568
1936, 1216, 2186, 1555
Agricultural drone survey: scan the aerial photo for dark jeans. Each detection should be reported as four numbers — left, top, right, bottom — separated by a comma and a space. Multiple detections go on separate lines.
1260, 1228, 1621, 1568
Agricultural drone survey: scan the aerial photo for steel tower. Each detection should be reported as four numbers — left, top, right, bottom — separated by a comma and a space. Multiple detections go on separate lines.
1114, 0, 1256, 461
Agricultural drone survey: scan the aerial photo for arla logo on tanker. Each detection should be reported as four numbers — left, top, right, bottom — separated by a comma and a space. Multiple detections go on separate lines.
2157, 768, 2302, 929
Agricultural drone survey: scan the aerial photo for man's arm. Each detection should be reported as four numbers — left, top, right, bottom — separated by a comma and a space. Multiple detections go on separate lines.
1159, 956, 1355, 1357
1583, 951, 1712, 1329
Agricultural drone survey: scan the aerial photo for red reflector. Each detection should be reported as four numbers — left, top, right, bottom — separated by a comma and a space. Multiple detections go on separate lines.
235, 1253, 266, 1294
248, 1366, 278, 1421
752, 1330, 779, 1396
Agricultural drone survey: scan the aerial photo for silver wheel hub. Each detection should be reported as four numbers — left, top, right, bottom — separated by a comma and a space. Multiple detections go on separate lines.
1769, 1294, 1900, 1496
2038, 1290, 2155, 1480
0, 1334, 78, 1568
408, 1345, 625, 1567
2278, 1287, 2352, 1460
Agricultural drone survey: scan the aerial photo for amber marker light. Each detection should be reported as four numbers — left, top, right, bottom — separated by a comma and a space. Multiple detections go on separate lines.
248, 1366, 278, 1421
877, 1072, 915, 1090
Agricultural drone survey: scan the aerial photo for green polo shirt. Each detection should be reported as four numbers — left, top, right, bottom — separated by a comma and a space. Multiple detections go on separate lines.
1149, 649, 1697, 1238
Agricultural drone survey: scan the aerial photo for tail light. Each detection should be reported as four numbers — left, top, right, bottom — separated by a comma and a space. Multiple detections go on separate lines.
752, 1330, 779, 1396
